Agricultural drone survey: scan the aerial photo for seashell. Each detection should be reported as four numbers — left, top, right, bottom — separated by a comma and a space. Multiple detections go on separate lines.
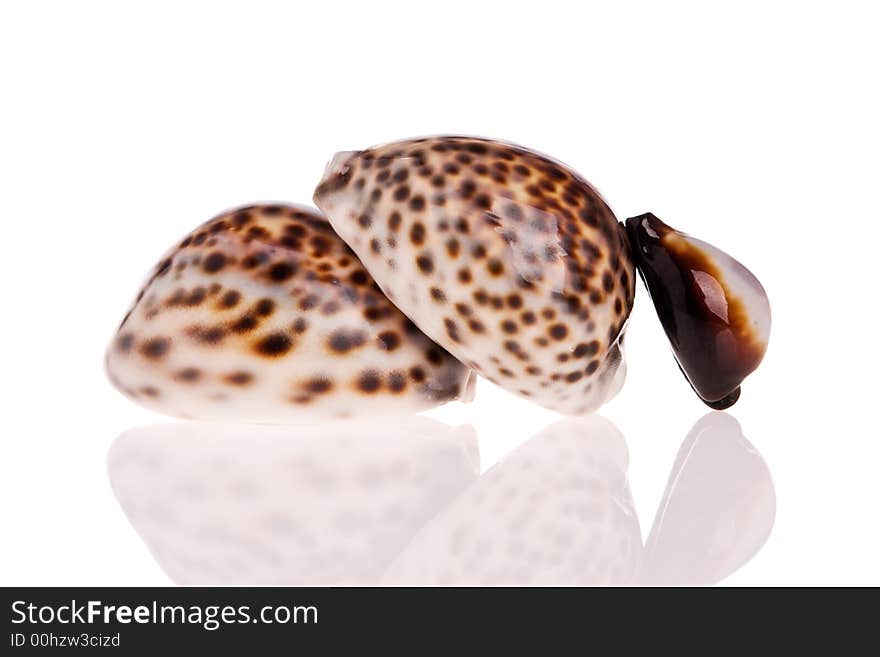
105, 204, 474, 422
315, 136, 635, 415
625, 213, 771, 409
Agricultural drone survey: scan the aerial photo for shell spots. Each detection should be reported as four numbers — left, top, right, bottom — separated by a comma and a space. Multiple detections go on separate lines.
487, 258, 504, 276
267, 261, 296, 282
388, 211, 402, 232
230, 314, 259, 334
186, 324, 226, 344
291, 317, 309, 334
140, 337, 170, 360
299, 294, 319, 311
253, 332, 293, 357
388, 371, 407, 393
116, 333, 135, 353
219, 290, 241, 309
474, 193, 492, 210
254, 298, 275, 316
155, 258, 173, 277
574, 341, 600, 358
506, 294, 523, 309
444, 318, 462, 343
357, 370, 382, 393
602, 270, 615, 293
321, 301, 340, 316
467, 319, 486, 334
304, 377, 334, 394
174, 367, 202, 383
232, 210, 253, 226
410, 223, 426, 246
166, 287, 208, 308
327, 328, 367, 354
377, 330, 401, 351
202, 252, 227, 273
549, 324, 569, 340
416, 253, 434, 275
224, 371, 254, 386
425, 347, 445, 365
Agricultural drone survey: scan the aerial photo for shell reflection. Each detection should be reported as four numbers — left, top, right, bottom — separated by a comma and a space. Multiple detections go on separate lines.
108, 417, 478, 585
108, 413, 774, 585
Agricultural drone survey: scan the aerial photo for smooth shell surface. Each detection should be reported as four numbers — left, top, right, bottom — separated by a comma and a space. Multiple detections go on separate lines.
315, 136, 635, 415
626, 213, 770, 408
106, 204, 474, 422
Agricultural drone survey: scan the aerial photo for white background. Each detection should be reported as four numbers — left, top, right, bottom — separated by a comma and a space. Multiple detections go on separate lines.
1, 0, 877, 585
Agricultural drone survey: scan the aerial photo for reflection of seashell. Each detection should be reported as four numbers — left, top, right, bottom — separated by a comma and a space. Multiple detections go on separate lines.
105, 204, 473, 422
384, 413, 774, 586
383, 416, 642, 585
108, 413, 775, 585
638, 413, 776, 585
107, 417, 478, 585
626, 213, 771, 408
315, 136, 634, 415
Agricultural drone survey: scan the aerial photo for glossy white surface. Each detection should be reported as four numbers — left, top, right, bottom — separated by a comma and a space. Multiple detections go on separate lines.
109, 418, 478, 585
106, 413, 772, 586
1, 1, 878, 585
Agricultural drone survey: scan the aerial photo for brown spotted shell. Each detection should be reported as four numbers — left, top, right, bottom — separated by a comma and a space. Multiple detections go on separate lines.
105, 204, 474, 421
315, 136, 635, 414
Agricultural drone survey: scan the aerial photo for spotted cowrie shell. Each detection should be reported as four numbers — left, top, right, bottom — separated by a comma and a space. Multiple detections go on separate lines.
315, 136, 635, 415
106, 204, 474, 421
